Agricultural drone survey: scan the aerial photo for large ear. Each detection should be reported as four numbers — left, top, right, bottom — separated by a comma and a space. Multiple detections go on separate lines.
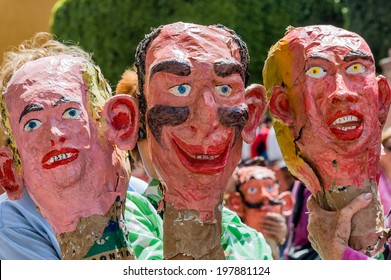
0, 147, 24, 200
225, 192, 245, 219
279, 191, 295, 216
269, 85, 294, 126
377, 75, 391, 125
104, 94, 140, 151
241, 84, 267, 143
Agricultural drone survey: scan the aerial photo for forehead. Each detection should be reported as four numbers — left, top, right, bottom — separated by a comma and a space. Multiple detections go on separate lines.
5, 55, 86, 103
244, 177, 277, 185
146, 23, 241, 67
289, 26, 372, 59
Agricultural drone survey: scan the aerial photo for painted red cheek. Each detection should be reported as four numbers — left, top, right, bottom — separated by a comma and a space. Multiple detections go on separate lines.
112, 112, 130, 130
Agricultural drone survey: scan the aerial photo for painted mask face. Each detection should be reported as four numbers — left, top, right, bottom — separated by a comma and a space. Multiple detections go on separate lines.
3, 55, 111, 199
236, 167, 282, 231
226, 165, 294, 233
241, 178, 280, 210
144, 24, 246, 195
290, 29, 380, 155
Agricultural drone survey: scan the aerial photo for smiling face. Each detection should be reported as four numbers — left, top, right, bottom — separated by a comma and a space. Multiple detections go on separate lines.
290, 26, 381, 155
144, 23, 246, 199
3, 55, 112, 196
266, 25, 391, 193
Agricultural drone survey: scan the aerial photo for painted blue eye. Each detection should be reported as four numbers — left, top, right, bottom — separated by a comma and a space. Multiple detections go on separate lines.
215, 85, 232, 96
265, 185, 275, 192
24, 119, 42, 132
247, 186, 257, 194
169, 84, 191, 96
63, 108, 81, 119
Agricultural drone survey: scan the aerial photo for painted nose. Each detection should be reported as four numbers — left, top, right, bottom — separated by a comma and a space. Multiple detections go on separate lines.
50, 126, 66, 146
330, 73, 359, 104
190, 89, 219, 135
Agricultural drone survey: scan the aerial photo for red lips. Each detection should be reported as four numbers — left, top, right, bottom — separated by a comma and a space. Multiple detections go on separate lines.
41, 148, 79, 169
171, 134, 231, 175
328, 112, 363, 140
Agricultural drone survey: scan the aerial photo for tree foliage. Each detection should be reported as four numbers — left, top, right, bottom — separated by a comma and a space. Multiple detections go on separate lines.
51, 0, 344, 86
342, 0, 391, 72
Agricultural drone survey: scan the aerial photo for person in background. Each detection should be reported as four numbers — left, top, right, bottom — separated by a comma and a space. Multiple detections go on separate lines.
266, 127, 295, 192
283, 181, 320, 260
379, 127, 391, 221
251, 115, 273, 159
225, 163, 293, 259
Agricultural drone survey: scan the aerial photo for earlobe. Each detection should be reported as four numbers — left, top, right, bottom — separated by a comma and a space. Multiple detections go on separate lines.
377, 75, 391, 125
104, 94, 140, 150
241, 84, 267, 144
269, 86, 293, 126
0, 148, 24, 200
279, 191, 295, 216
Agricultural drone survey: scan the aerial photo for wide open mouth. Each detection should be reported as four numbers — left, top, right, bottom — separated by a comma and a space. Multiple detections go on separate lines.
328, 112, 363, 140
171, 134, 231, 175
41, 148, 79, 169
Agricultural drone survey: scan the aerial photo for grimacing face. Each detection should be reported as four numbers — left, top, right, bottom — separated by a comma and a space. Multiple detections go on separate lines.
291, 32, 382, 155
143, 25, 247, 192
3, 55, 112, 198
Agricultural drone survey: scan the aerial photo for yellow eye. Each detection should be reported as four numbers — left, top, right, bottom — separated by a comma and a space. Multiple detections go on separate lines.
306, 66, 327, 78
346, 63, 366, 74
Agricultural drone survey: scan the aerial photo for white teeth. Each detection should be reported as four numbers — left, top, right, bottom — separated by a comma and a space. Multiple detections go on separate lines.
340, 126, 357, 131
48, 153, 72, 164
190, 154, 219, 160
332, 115, 359, 125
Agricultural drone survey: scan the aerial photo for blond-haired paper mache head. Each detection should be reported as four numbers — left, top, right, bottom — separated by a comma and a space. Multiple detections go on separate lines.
0, 33, 139, 259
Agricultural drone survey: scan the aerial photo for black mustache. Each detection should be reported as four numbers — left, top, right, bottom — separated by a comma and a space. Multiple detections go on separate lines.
147, 105, 190, 145
146, 104, 249, 146
218, 105, 248, 146
242, 198, 283, 209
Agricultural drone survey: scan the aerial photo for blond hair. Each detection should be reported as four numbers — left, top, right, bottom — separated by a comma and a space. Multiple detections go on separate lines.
0, 32, 112, 173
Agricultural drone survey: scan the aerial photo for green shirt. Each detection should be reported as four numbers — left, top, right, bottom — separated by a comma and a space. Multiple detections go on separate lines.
126, 180, 272, 260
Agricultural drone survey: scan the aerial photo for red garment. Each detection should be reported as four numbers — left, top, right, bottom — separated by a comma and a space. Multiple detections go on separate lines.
251, 127, 269, 158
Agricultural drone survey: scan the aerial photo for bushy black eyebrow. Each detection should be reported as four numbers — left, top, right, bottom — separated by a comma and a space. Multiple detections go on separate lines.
306, 53, 331, 62
149, 59, 191, 80
343, 50, 374, 63
214, 60, 245, 81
